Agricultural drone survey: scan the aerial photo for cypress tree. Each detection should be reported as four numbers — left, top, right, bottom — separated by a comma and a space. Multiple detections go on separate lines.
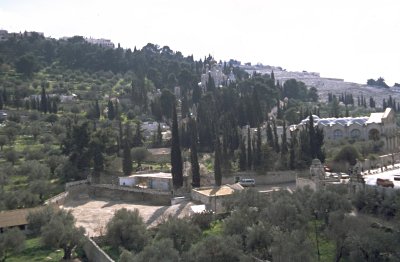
272, 121, 280, 153
2, 88, 7, 106
0, 95, 3, 110
31, 98, 36, 110
157, 123, 163, 147
171, 103, 183, 188
266, 122, 274, 148
206, 73, 215, 93
24, 99, 29, 110
122, 124, 133, 176
281, 121, 288, 155
309, 114, 316, 159
238, 138, 246, 171
289, 131, 297, 170
254, 124, 262, 169
133, 121, 144, 147
214, 137, 222, 186
47, 95, 52, 113
107, 100, 115, 120
92, 140, 104, 175
52, 100, 58, 114
40, 87, 47, 113
247, 127, 252, 169
189, 117, 200, 187
95, 100, 100, 119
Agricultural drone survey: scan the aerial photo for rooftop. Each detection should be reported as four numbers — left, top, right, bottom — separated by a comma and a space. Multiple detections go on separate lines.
127, 172, 172, 179
193, 184, 243, 197
0, 207, 43, 228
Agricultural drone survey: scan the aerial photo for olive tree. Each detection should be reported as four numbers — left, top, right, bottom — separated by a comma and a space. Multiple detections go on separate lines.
41, 209, 85, 260
106, 208, 148, 252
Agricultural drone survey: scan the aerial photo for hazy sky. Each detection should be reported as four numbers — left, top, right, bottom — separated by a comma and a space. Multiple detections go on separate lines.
1, 0, 399, 85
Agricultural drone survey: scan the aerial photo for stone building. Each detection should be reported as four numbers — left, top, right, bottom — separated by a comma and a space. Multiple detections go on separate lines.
294, 108, 398, 151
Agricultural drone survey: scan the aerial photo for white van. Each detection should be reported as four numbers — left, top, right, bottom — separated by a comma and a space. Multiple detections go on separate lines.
239, 178, 256, 187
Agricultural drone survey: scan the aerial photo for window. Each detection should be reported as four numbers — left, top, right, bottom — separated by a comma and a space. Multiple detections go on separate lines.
350, 129, 361, 139
333, 129, 343, 140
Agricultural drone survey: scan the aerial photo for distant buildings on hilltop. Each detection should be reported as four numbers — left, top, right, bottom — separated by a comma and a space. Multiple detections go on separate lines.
0, 29, 44, 41
84, 37, 115, 48
60, 36, 115, 48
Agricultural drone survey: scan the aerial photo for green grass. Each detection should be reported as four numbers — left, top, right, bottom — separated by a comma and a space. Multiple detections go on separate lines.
4, 175, 29, 191
308, 220, 336, 262
202, 220, 223, 237
99, 244, 120, 261
6, 236, 64, 262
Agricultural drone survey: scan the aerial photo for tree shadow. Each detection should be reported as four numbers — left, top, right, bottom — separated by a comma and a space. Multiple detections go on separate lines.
146, 206, 170, 226
172, 201, 190, 218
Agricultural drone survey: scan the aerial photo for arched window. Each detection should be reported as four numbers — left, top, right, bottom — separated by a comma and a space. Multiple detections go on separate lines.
350, 129, 361, 139
333, 129, 343, 140
369, 129, 380, 141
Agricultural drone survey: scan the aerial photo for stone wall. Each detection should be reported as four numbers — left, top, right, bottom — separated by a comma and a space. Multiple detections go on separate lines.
88, 184, 171, 206
83, 237, 114, 262
296, 178, 317, 191
44, 192, 68, 206
223, 171, 296, 185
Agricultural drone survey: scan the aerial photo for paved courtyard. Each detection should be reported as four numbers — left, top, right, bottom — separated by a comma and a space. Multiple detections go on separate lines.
62, 196, 194, 237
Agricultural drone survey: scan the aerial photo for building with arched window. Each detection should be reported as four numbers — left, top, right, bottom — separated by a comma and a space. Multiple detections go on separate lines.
295, 108, 398, 151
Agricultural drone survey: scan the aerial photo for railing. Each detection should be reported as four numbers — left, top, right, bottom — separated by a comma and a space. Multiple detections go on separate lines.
91, 184, 171, 195
65, 179, 88, 190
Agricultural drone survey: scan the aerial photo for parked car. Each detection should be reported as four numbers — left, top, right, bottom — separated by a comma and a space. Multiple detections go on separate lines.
376, 178, 394, 188
239, 178, 256, 187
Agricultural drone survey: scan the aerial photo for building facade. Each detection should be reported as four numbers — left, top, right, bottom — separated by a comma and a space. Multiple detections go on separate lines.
295, 108, 398, 151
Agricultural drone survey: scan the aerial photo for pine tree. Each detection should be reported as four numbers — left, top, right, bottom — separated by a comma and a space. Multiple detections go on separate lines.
214, 137, 222, 186
247, 127, 252, 170
122, 124, 133, 176
189, 117, 200, 188
171, 103, 183, 188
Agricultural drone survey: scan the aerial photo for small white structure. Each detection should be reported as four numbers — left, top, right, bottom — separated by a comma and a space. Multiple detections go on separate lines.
191, 184, 243, 213
119, 172, 172, 191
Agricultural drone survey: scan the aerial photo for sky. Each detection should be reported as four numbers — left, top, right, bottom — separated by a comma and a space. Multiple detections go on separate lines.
1, 0, 399, 85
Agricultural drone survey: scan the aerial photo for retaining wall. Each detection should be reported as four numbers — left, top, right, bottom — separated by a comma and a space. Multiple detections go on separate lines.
223, 171, 296, 185
44, 192, 69, 206
83, 237, 114, 262
88, 184, 171, 205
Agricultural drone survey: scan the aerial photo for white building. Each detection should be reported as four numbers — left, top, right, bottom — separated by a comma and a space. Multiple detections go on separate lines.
294, 108, 398, 151
85, 37, 114, 48
0, 30, 8, 41
119, 172, 173, 191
